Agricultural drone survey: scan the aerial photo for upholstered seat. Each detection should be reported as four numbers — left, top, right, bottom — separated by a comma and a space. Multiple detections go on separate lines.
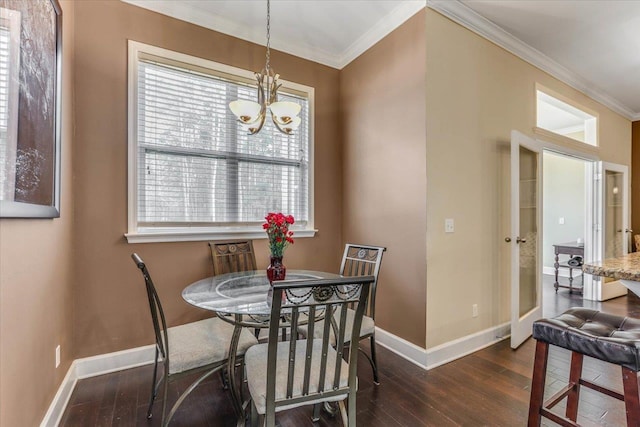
299, 309, 375, 346
244, 276, 375, 427
297, 244, 385, 384
131, 253, 258, 426
167, 317, 257, 375
529, 307, 640, 426
532, 308, 640, 371
245, 339, 350, 414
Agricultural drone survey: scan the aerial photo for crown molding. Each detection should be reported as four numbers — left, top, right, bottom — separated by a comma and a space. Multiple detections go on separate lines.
339, 1, 427, 68
121, 0, 341, 68
122, 1, 425, 70
426, 0, 638, 121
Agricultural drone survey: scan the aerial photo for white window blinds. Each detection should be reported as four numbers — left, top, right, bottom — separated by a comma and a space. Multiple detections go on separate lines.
0, 9, 20, 201
135, 58, 310, 226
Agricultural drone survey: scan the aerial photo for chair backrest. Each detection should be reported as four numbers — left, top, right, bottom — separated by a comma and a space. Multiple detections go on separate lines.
208, 240, 257, 275
131, 253, 169, 364
339, 244, 386, 319
266, 276, 375, 413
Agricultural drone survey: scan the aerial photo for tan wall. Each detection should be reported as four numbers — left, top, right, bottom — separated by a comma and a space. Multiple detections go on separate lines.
72, 0, 342, 357
633, 121, 640, 240
425, 9, 632, 348
341, 11, 427, 347
0, 1, 75, 425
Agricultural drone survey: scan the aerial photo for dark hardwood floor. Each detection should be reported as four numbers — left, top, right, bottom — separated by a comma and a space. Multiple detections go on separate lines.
61, 279, 640, 426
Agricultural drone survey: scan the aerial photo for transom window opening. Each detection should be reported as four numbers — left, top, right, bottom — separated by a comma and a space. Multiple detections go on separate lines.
536, 89, 598, 146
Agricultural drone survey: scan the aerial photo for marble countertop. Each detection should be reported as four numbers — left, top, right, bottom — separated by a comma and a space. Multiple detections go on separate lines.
583, 252, 640, 281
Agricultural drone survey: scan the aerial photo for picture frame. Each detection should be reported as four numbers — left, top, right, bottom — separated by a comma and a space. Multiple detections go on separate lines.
0, 0, 62, 218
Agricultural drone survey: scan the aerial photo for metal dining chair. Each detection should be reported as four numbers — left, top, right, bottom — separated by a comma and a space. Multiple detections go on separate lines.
298, 244, 386, 384
208, 240, 269, 342
131, 253, 257, 426
208, 240, 257, 275
244, 275, 375, 427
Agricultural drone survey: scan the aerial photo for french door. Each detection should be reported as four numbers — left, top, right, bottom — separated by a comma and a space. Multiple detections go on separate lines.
588, 162, 629, 301
509, 131, 543, 349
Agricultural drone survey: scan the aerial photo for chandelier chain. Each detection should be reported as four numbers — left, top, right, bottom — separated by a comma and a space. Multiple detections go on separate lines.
265, 0, 271, 72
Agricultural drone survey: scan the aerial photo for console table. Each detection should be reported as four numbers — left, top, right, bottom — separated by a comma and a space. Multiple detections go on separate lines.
553, 241, 584, 293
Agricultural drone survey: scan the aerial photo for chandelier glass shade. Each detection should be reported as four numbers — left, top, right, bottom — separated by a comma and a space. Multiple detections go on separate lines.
229, 0, 301, 135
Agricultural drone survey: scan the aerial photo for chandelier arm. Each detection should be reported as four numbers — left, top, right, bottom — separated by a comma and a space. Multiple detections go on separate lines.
246, 112, 267, 135
271, 114, 292, 135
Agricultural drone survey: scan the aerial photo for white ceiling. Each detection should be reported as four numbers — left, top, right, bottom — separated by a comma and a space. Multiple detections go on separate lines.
122, 0, 640, 120
121, 0, 426, 69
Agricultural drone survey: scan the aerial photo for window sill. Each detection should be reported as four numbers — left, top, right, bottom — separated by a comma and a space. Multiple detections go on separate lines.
125, 227, 317, 244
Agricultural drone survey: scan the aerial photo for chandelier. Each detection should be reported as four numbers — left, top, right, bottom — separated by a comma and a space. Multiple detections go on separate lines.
229, 0, 301, 135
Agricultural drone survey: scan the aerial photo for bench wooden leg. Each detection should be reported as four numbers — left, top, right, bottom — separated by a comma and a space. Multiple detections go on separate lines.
528, 340, 549, 427
622, 367, 640, 427
566, 351, 583, 421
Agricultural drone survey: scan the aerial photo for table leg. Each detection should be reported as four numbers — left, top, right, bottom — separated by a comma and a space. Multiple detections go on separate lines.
569, 267, 574, 294
554, 250, 560, 293
228, 317, 244, 419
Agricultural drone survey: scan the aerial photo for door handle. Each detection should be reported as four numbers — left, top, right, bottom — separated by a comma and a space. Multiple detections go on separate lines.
516, 237, 526, 244
626, 229, 634, 233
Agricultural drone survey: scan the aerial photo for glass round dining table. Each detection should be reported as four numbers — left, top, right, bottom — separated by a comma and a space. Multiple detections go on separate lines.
182, 270, 342, 315
181, 269, 342, 421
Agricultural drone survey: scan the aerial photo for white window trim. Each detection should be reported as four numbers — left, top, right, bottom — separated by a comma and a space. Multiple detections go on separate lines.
126, 40, 316, 244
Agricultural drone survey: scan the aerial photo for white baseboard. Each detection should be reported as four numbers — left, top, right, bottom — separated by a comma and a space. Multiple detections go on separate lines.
40, 362, 77, 427
375, 323, 510, 371
425, 322, 510, 370
375, 326, 428, 369
74, 344, 156, 379
40, 345, 156, 426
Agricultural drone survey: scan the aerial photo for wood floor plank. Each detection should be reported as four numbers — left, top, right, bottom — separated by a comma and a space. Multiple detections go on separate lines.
61, 284, 640, 426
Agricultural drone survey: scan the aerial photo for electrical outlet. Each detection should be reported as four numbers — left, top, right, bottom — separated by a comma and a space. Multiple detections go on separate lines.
472, 304, 478, 318
445, 218, 455, 233
55, 345, 61, 368
559, 217, 565, 225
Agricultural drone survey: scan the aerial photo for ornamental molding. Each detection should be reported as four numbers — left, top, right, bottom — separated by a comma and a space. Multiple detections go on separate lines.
426, 0, 637, 121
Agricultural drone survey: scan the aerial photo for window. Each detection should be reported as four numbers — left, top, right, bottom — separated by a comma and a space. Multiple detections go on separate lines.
127, 41, 315, 243
0, 8, 20, 201
536, 88, 598, 146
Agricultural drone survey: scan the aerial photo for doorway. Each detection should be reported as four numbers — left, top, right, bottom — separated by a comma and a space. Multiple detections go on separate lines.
541, 151, 589, 317
509, 131, 631, 349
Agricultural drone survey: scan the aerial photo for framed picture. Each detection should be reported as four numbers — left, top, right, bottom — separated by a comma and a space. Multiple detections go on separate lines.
0, 0, 62, 218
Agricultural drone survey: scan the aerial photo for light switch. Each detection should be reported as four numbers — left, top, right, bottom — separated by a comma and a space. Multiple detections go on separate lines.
445, 218, 455, 233
559, 217, 565, 225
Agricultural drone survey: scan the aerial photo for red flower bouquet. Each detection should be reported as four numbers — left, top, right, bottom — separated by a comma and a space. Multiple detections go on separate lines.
263, 212, 295, 258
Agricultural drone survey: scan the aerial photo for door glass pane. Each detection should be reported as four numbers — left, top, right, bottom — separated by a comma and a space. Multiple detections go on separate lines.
604, 170, 624, 263
519, 146, 538, 316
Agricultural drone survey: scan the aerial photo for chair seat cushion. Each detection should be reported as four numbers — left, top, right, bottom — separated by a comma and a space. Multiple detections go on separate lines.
244, 339, 351, 415
533, 308, 640, 371
167, 317, 257, 375
297, 308, 375, 345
